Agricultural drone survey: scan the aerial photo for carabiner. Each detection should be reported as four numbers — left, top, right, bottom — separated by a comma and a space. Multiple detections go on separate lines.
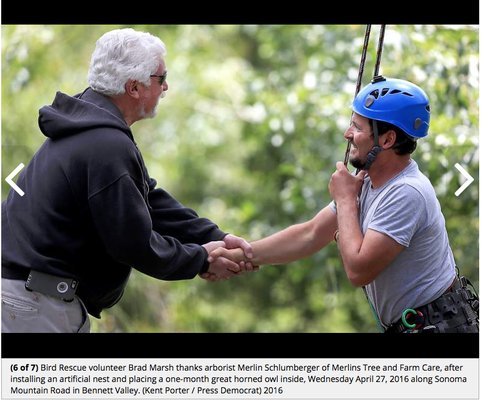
401, 308, 418, 329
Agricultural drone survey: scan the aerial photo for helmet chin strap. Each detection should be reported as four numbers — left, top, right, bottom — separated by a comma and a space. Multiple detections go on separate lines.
362, 120, 382, 170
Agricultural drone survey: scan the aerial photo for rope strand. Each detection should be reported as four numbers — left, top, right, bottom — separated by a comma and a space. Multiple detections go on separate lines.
373, 25, 386, 78
344, 25, 372, 167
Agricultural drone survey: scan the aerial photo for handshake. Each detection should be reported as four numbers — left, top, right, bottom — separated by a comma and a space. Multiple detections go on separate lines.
201, 234, 258, 281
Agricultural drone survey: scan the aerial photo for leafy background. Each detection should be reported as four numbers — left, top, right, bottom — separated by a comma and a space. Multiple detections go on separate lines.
2, 25, 478, 332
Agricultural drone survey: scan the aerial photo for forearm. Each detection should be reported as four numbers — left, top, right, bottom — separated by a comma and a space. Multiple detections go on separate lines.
207, 206, 337, 266
335, 199, 365, 285
208, 229, 308, 265
328, 162, 370, 285
251, 226, 317, 265
212, 226, 317, 265
251, 206, 337, 265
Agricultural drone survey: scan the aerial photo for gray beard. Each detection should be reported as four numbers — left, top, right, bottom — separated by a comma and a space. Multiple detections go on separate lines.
139, 102, 159, 119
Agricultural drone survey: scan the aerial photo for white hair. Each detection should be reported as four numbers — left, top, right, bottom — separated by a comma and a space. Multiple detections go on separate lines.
88, 28, 166, 96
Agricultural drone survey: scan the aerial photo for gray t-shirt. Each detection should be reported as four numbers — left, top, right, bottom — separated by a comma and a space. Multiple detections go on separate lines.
330, 160, 455, 328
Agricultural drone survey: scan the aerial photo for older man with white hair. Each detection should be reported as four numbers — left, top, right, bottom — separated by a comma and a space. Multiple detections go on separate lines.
2, 28, 251, 333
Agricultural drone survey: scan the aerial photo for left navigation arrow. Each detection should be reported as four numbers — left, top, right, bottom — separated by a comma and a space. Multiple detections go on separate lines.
5, 163, 25, 196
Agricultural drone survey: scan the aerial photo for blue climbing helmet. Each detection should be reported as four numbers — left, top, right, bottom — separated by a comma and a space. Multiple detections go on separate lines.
352, 76, 430, 139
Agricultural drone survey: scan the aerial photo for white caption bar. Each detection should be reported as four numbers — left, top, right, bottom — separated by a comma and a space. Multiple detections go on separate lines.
2, 358, 478, 399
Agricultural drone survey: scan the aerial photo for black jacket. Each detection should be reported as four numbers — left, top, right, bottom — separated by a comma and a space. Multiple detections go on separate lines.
2, 88, 225, 317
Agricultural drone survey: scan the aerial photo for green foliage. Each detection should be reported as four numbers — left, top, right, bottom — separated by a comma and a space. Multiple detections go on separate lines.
3, 25, 478, 333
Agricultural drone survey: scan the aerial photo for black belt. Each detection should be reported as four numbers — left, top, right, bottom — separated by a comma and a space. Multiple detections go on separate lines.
3, 265, 79, 302
2, 264, 30, 280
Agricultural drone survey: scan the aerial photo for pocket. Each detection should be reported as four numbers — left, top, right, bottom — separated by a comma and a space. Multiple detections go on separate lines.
2, 295, 38, 316
76, 297, 91, 333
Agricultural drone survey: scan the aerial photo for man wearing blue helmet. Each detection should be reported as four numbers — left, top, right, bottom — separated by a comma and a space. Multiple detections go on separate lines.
208, 76, 478, 333
327, 76, 477, 333
347, 75, 430, 170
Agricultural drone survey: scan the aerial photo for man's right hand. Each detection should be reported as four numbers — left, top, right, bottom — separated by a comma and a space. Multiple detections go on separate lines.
201, 247, 259, 281
201, 241, 241, 281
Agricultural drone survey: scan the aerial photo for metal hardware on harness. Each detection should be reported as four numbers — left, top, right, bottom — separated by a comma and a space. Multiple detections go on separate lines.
401, 308, 424, 329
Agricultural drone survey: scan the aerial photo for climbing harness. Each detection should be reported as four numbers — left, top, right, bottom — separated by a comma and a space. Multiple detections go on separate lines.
386, 273, 479, 333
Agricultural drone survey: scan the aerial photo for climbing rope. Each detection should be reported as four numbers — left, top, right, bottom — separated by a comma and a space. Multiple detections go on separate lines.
344, 25, 387, 168
373, 25, 386, 78
344, 24, 371, 167
343, 25, 387, 331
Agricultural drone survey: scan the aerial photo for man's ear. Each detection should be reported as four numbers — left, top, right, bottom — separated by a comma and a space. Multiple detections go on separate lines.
382, 130, 396, 150
125, 79, 140, 99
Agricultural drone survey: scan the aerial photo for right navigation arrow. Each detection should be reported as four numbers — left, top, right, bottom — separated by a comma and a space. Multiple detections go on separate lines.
454, 163, 474, 197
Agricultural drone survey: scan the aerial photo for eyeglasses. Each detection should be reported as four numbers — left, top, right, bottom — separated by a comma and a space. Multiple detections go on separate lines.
150, 71, 168, 85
